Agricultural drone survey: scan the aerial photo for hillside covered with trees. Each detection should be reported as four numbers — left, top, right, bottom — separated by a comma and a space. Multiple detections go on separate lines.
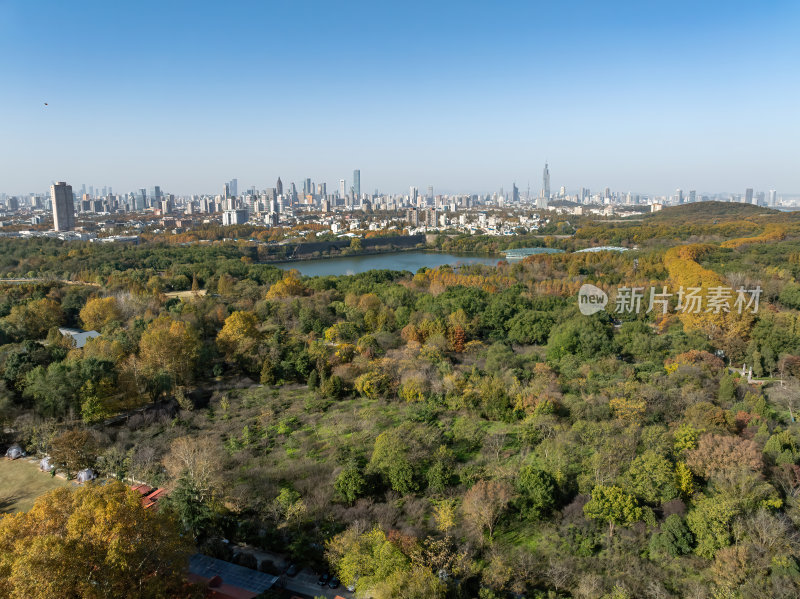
2, 205, 800, 598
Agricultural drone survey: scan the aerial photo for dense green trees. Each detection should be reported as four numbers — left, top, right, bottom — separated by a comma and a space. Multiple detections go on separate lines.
325, 526, 447, 598
515, 465, 557, 520
686, 494, 739, 558
334, 461, 367, 504
649, 514, 693, 558
3, 223, 800, 598
623, 450, 678, 505
546, 315, 616, 363
506, 310, 555, 345
369, 430, 418, 495
583, 485, 643, 538
22, 357, 115, 419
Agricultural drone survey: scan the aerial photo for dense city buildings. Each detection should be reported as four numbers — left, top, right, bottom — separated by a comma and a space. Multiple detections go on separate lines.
0, 164, 790, 242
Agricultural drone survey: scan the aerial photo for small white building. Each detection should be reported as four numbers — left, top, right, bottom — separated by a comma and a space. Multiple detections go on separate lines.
58, 328, 101, 349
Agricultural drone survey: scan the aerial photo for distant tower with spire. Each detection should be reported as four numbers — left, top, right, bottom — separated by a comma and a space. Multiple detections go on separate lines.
538, 163, 550, 210
542, 163, 550, 198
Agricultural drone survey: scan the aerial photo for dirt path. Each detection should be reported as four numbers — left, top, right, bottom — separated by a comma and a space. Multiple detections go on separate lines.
0, 278, 99, 286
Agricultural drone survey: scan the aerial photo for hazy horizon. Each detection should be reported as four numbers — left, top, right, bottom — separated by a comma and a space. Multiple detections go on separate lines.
2, 0, 799, 196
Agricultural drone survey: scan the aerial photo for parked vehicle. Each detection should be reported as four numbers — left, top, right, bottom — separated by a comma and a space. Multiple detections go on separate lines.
346, 576, 358, 592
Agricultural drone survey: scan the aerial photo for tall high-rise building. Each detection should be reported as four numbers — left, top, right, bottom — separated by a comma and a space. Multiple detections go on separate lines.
339, 179, 346, 199
745, 188, 754, 204
676, 189, 684, 204
150, 186, 163, 208
427, 185, 433, 201
276, 177, 283, 196
689, 190, 696, 203
541, 163, 550, 199
228, 178, 238, 198
353, 169, 361, 198
410, 186, 419, 205
512, 182, 520, 204
769, 189, 777, 207
50, 182, 75, 231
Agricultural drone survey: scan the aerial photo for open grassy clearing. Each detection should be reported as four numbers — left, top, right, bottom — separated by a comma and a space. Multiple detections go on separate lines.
0, 457, 71, 513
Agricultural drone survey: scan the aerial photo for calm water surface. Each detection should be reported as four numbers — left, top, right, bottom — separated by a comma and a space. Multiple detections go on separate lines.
274, 251, 505, 277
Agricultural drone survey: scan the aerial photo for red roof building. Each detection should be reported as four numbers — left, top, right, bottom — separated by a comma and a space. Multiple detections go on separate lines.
130, 484, 167, 509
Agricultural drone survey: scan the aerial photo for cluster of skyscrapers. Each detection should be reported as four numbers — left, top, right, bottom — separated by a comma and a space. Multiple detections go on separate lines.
0, 162, 787, 234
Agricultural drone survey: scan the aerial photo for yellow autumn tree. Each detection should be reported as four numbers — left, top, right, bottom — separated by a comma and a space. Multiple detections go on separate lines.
609, 396, 646, 423
265, 271, 307, 299
138, 316, 200, 385
216, 311, 261, 369
79, 336, 126, 363
663, 244, 754, 353
79, 296, 123, 330
3, 298, 63, 339
0, 481, 196, 599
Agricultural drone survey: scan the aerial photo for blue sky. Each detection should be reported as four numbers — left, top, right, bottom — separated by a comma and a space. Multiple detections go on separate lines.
1, 0, 798, 196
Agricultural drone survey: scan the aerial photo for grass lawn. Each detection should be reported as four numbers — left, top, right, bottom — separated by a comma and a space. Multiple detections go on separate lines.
0, 458, 71, 514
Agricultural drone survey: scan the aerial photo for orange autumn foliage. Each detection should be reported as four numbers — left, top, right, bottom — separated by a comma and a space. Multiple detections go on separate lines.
412, 268, 516, 294
663, 244, 754, 344
720, 224, 786, 249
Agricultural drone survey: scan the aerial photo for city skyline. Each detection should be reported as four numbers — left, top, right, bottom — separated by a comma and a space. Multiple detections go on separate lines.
2, 1, 799, 194
5, 170, 788, 210
3, 167, 788, 203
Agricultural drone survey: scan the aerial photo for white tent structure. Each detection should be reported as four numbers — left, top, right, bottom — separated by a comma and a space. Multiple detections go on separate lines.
5, 444, 24, 459
76, 468, 96, 483
40, 456, 54, 472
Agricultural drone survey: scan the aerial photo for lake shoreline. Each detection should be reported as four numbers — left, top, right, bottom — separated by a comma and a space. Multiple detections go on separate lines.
263, 246, 501, 265
268, 249, 509, 277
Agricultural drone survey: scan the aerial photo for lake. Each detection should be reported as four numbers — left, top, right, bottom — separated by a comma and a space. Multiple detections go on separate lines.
272, 251, 506, 277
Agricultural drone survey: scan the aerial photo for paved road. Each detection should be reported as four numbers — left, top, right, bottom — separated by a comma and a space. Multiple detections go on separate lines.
277, 569, 351, 598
